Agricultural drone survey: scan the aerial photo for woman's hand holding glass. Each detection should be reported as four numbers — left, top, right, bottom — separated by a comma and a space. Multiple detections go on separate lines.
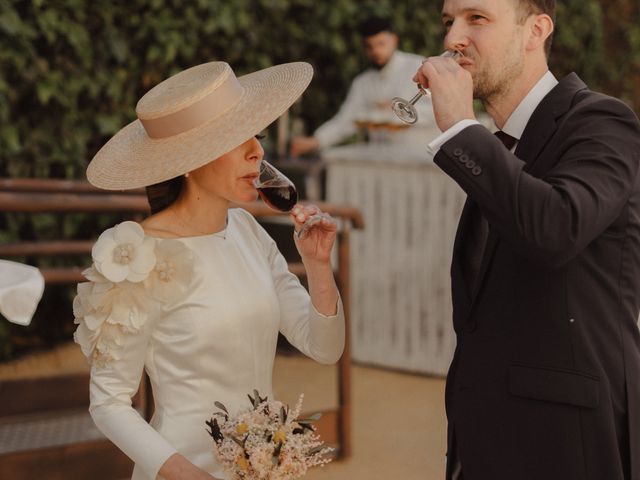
253, 160, 334, 242
290, 204, 337, 264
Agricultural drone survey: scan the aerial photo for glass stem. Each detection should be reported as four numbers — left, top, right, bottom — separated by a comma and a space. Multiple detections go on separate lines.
408, 90, 424, 106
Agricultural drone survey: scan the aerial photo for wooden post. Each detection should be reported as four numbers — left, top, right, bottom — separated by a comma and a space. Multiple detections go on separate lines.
336, 222, 352, 458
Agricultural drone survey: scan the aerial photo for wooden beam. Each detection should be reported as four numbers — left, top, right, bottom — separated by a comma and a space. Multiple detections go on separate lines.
0, 190, 364, 228
0, 440, 133, 479
0, 374, 89, 416
0, 241, 94, 257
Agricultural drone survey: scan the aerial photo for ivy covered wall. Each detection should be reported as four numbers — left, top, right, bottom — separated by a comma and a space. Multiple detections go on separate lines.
1, 0, 638, 179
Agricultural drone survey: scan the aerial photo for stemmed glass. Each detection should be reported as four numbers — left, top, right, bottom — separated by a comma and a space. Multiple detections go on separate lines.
253, 160, 329, 239
391, 50, 463, 124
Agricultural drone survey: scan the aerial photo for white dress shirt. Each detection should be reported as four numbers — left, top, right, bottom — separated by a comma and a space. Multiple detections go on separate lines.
315, 50, 438, 148
428, 70, 559, 153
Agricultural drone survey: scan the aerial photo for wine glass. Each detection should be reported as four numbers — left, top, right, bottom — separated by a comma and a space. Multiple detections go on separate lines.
391, 50, 463, 124
253, 160, 329, 239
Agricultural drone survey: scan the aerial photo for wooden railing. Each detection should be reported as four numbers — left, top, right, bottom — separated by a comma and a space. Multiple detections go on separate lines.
0, 178, 363, 478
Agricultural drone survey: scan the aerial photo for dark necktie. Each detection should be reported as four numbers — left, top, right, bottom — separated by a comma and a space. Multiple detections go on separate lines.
494, 130, 517, 151
465, 131, 518, 293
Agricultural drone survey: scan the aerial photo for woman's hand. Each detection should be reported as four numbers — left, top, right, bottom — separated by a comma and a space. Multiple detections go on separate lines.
159, 453, 220, 480
290, 204, 339, 316
291, 204, 337, 265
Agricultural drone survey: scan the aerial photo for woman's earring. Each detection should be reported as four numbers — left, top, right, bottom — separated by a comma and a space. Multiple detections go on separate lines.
184, 172, 190, 178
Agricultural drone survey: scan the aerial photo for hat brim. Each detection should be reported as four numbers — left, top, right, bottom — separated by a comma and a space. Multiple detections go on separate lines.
86, 62, 313, 190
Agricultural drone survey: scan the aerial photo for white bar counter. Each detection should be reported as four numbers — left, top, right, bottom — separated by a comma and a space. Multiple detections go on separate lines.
324, 141, 466, 375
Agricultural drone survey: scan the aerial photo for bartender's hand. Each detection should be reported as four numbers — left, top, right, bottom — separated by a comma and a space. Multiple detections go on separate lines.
290, 136, 320, 157
412, 55, 475, 131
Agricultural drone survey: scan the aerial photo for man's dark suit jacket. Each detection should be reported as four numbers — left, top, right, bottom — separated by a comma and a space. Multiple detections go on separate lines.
434, 73, 640, 480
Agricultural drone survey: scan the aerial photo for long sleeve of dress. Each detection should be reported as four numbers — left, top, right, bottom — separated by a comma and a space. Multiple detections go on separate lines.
89, 319, 178, 479
271, 242, 345, 364
242, 210, 345, 364
73, 222, 184, 479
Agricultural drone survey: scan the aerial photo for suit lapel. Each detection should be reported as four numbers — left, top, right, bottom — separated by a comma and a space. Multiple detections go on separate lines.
464, 73, 589, 315
517, 73, 587, 171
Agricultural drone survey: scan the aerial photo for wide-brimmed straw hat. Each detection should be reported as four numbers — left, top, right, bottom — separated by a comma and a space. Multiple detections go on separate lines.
87, 61, 313, 190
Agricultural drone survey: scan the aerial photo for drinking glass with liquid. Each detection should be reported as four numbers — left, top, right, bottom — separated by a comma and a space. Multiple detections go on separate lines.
253, 160, 329, 238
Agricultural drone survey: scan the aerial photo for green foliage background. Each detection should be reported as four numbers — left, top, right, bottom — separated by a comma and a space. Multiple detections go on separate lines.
0, 0, 639, 359
2, 0, 639, 180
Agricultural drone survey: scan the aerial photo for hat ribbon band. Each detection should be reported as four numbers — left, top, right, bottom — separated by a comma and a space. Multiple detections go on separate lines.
140, 73, 245, 139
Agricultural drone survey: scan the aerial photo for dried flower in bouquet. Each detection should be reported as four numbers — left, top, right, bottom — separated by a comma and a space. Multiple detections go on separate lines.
206, 390, 333, 479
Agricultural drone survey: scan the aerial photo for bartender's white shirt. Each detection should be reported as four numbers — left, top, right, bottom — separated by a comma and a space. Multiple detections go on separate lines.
315, 50, 438, 148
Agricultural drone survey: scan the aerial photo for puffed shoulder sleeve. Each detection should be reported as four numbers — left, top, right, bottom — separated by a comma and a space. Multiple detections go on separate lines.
73, 222, 193, 479
236, 209, 345, 364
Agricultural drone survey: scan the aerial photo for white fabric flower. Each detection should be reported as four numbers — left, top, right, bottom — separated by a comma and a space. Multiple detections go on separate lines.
91, 221, 156, 283
74, 227, 196, 366
73, 273, 149, 365
146, 239, 194, 302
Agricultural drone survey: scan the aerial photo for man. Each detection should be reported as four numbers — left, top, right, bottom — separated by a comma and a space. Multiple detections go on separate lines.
415, 0, 640, 479
291, 16, 437, 156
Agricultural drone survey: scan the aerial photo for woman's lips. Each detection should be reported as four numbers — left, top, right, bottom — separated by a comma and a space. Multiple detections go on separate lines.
242, 173, 259, 186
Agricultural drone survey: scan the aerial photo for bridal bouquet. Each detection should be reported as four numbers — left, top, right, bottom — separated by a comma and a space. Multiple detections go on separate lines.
206, 390, 333, 479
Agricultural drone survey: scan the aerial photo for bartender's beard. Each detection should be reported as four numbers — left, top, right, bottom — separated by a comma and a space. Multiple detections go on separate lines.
370, 59, 388, 70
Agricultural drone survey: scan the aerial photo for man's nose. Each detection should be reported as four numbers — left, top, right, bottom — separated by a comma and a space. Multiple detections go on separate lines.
444, 21, 469, 52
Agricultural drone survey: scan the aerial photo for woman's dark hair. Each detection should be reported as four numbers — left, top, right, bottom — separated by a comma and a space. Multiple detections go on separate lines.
145, 175, 184, 214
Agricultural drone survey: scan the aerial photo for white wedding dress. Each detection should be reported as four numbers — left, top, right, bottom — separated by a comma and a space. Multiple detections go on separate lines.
73, 208, 345, 479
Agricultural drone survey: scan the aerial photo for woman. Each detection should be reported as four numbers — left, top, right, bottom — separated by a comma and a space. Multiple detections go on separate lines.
73, 61, 345, 480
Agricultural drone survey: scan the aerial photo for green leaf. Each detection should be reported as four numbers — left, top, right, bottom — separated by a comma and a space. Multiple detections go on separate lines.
1, 125, 21, 152
299, 412, 322, 423
0, 5, 22, 35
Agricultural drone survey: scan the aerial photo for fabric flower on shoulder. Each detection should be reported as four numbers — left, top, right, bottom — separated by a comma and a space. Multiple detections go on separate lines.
146, 239, 194, 303
73, 265, 150, 366
74, 224, 196, 366
92, 221, 156, 283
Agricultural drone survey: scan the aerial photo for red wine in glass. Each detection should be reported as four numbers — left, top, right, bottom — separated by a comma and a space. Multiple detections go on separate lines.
254, 160, 328, 238
256, 185, 298, 212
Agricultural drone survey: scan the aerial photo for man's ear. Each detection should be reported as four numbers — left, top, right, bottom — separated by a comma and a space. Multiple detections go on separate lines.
526, 14, 554, 52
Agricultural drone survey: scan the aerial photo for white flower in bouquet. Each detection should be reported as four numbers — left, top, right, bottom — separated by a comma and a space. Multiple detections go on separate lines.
206, 390, 333, 479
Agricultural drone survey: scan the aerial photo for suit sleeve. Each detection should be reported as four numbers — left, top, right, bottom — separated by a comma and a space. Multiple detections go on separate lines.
434, 96, 640, 267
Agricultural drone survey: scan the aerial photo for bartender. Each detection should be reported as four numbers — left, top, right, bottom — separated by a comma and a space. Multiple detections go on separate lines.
291, 16, 437, 156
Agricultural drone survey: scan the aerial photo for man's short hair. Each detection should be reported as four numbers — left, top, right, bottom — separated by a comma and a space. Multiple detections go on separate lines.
515, 0, 556, 56
358, 16, 394, 38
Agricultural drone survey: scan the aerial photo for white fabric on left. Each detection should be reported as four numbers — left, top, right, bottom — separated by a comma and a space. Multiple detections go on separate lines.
0, 259, 44, 326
